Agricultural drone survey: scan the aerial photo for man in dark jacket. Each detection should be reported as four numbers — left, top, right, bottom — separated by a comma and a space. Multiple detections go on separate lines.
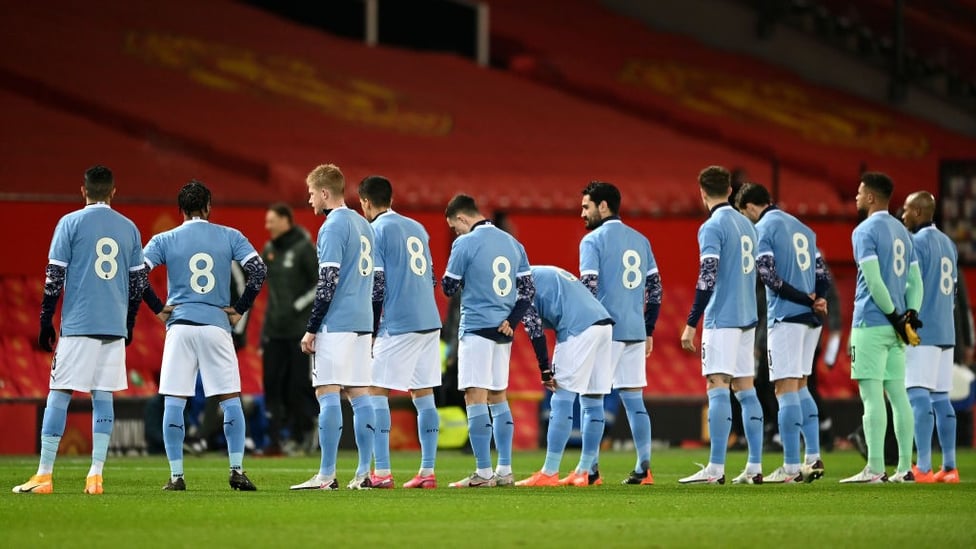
262, 203, 319, 454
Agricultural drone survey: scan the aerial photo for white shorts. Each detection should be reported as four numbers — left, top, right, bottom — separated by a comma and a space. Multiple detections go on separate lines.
701, 327, 756, 378
552, 324, 613, 395
371, 330, 442, 391
610, 339, 647, 389
159, 324, 239, 397
312, 327, 372, 387
905, 345, 954, 392
457, 334, 511, 391
768, 322, 822, 381
50, 336, 127, 392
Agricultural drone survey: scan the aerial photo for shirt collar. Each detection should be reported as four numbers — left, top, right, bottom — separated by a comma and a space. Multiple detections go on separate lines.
757, 204, 777, 222
708, 202, 731, 217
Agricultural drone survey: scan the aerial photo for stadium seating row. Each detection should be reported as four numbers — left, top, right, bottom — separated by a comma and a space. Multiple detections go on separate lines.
0, 0, 863, 217
485, 0, 976, 210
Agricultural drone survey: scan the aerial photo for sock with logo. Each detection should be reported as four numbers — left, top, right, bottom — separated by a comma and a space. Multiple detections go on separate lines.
466, 403, 492, 476
542, 389, 575, 475
577, 395, 605, 475
371, 395, 392, 476
931, 392, 957, 470
620, 390, 652, 473
797, 386, 821, 460
707, 388, 732, 466
350, 395, 375, 477
219, 397, 246, 471
318, 392, 342, 478
735, 388, 764, 469
89, 390, 114, 477
163, 396, 187, 479
413, 394, 439, 471
489, 401, 514, 475
777, 391, 802, 469
37, 390, 71, 476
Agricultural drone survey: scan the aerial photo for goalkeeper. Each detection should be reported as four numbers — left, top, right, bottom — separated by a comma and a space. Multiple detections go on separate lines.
841, 173, 924, 484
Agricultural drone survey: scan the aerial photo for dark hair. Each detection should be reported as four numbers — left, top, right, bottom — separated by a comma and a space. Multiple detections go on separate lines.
698, 166, 731, 198
734, 182, 771, 210
445, 194, 479, 218
861, 172, 894, 201
178, 179, 212, 216
268, 202, 294, 225
84, 165, 114, 200
582, 181, 621, 215
358, 175, 393, 207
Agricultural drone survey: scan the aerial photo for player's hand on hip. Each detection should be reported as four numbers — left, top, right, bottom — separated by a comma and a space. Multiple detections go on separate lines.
38, 322, 57, 352
813, 297, 828, 317
497, 320, 513, 338
680, 326, 697, 353
223, 307, 242, 327
645, 336, 654, 357
540, 367, 557, 392
301, 332, 316, 354
156, 305, 175, 324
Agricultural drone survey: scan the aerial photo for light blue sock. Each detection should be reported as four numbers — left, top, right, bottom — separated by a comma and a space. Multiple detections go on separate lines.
619, 390, 652, 472
466, 403, 492, 471
707, 388, 732, 466
931, 392, 957, 470
38, 391, 71, 475
542, 389, 575, 475
371, 395, 392, 472
318, 393, 342, 477
163, 396, 187, 477
351, 395, 375, 477
219, 397, 246, 471
578, 395, 605, 474
797, 387, 821, 457
777, 391, 802, 466
413, 395, 439, 470
489, 401, 514, 468
735, 388, 764, 466
91, 391, 114, 473
907, 387, 934, 472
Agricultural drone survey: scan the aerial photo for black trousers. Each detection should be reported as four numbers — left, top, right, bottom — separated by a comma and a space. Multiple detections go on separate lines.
262, 337, 316, 446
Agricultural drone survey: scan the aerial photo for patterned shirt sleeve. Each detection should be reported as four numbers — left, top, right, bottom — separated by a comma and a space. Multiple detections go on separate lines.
757, 254, 813, 306
232, 255, 268, 314
686, 257, 717, 327
506, 273, 536, 328
39, 263, 66, 325
581, 273, 599, 297
644, 272, 662, 336
306, 265, 339, 333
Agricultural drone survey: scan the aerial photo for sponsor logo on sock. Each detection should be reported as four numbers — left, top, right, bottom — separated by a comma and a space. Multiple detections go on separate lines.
168, 423, 184, 431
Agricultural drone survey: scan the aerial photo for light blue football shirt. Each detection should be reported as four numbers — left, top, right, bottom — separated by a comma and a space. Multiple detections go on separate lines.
579, 219, 656, 342
372, 210, 441, 335
756, 208, 818, 325
444, 222, 530, 337
852, 211, 917, 328
49, 204, 143, 337
912, 224, 957, 346
531, 266, 612, 343
316, 206, 375, 333
698, 204, 758, 329
144, 219, 258, 332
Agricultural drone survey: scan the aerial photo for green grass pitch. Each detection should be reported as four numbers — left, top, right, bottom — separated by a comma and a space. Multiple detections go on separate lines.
2, 449, 973, 548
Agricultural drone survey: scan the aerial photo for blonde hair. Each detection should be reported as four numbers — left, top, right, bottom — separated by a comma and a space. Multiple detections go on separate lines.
307, 164, 345, 195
